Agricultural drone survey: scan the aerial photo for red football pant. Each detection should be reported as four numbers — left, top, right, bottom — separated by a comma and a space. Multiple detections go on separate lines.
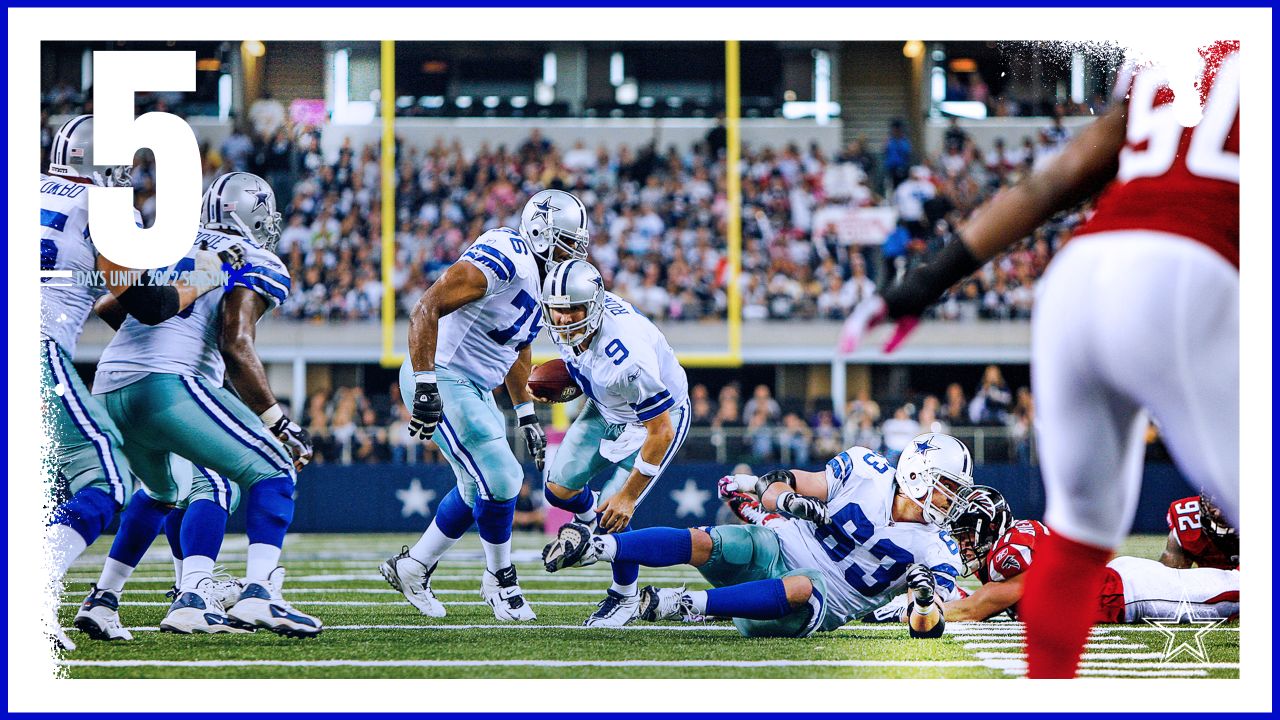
1021, 531, 1112, 678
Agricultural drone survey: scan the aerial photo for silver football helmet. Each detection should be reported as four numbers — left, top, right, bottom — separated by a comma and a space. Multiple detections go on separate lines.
47, 115, 132, 187
201, 172, 283, 251
895, 432, 975, 527
541, 259, 605, 347
519, 189, 589, 270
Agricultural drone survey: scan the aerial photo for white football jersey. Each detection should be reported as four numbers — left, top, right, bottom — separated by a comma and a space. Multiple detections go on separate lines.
435, 228, 544, 390
93, 228, 290, 393
39, 174, 108, 356
771, 446, 963, 631
558, 292, 689, 426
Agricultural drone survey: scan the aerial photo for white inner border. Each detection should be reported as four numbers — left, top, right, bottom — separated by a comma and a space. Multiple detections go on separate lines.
8, 6, 1272, 714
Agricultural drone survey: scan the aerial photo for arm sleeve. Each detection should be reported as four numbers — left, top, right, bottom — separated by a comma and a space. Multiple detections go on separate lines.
234, 261, 292, 311
458, 241, 516, 295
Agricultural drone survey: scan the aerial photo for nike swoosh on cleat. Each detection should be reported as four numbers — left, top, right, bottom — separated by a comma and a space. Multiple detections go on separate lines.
270, 604, 318, 627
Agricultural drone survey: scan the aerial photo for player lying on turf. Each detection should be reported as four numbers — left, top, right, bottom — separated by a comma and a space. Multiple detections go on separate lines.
543, 434, 971, 638
856, 486, 1239, 624
1161, 492, 1238, 569
535, 259, 691, 627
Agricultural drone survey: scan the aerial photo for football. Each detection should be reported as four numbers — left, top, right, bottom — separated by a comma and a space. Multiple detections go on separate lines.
528, 359, 582, 403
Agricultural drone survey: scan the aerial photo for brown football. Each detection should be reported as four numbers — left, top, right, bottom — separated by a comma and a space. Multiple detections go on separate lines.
528, 359, 583, 404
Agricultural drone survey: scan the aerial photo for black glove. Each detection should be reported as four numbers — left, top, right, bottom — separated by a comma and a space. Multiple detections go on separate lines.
217, 243, 247, 271
519, 414, 547, 471
905, 563, 937, 609
269, 415, 313, 469
409, 382, 443, 439
777, 490, 830, 525
881, 239, 982, 319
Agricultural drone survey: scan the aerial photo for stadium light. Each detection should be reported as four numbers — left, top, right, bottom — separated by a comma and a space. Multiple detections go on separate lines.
218, 74, 232, 121
902, 40, 924, 59
244, 40, 266, 58
543, 52, 557, 86
81, 48, 92, 92
813, 49, 832, 126
334, 48, 350, 111
482, 95, 500, 109
610, 52, 624, 87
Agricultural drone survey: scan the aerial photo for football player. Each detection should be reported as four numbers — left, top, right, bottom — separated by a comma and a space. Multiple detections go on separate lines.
1160, 492, 1238, 569
75, 172, 319, 638
379, 189, 588, 621
536, 259, 690, 627
41, 115, 237, 649
866, 486, 1239, 625
857, 44, 1239, 676
543, 434, 969, 638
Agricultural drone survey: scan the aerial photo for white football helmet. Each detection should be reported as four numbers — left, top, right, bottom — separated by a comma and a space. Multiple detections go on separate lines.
894, 432, 975, 526
47, 115, 133, 187
519, 189, 590, 270
542, 259, 605, 347
201, 172, 283, 251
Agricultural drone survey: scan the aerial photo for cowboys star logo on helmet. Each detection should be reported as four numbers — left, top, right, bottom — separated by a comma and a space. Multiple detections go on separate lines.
530, 197, 559, 224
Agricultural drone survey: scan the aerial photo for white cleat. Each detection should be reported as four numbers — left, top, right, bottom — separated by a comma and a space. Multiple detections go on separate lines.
638, 585, 704, 623
583, 589, 642, 628
481, 566, 536, 622
541, 522, 599, 572
73, 585, 133, 641
379, 546, 446, 618
159, 579, 251, 634
50, 625, 76, 652
227, 567, 323, 638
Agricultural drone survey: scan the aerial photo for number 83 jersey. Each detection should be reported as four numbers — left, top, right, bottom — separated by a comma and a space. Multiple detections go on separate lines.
771, 446, 964, 629
437, 228, 544, 390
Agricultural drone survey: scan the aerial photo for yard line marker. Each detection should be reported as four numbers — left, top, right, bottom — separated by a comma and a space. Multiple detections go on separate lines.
975, 651, 1166, 661
57, 658, 988, 669
963, 642, 1145, 650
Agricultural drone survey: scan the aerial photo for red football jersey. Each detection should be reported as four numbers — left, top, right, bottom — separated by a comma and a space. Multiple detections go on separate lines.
981, 519, 1125, 623
1076, 42, 1240, 268
1166, 496, 1239, 569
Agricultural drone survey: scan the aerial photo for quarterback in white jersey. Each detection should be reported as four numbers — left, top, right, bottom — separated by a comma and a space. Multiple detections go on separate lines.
537, 259, 691, 627
381, 189, 591, 623
79, 172, 320, 639
545, 433, 971, 637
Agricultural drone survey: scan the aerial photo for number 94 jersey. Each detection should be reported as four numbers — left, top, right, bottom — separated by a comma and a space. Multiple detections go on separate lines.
770, 447, 964, 630
557, 292, 688, 426
436, 228, 544, 391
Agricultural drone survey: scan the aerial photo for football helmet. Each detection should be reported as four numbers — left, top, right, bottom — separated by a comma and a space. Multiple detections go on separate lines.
541, 259, 605, 347
201, 172, 283, 251
895, 432, 975, 526
519, 189, 590, 270
1198, 492, 1237, 540
950, 485, 1014, 577
47, 115, 133, 187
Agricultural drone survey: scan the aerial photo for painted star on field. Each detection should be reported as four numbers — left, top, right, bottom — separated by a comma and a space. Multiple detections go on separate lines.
396, 478, 437, 518
670, 478, 711, 518
1143, 597, 1229, 663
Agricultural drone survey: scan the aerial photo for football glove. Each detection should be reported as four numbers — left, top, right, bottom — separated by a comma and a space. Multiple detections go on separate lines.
777, 490, 829, 525
408, 382, 443, 440
881, 239, 981, 319
717, 474, 758, 499
269, 414, 314, 470
520, 414, 547, 471
905, 563, 937, 609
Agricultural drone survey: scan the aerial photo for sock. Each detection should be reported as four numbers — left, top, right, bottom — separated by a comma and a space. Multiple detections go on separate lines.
595, 535, 619, 562
1021, 530, 1112, 678
574, 490, 600, 524
475, 497, 517, 573
172, 556, 184, 586
612, 527, 693, 567
702, 579, 793, 620
246, 476, 295, 549
96, 558, 135, 594
247, 543, 283, 584
610, 580, 638, 597
610, 522, 639, 593
409, 488, 474, 567
105, 489, 170, 570
545, 485, 595, 516
47, 487, 117, 577
179, 499, 227, 569
165, 508, 185, 585
180, 555, 215, 592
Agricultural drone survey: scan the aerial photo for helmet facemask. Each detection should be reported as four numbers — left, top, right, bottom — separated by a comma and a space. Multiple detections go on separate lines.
950, 485, 1013, 576
543, 297, 604, 347
907, 471, 970, 527
1198, 493, 1237, 539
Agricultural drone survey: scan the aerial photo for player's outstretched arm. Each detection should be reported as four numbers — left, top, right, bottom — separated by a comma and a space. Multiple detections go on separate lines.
505, 345, 547, 471
1158, 531, 1194, 569
905, 563, 946, 638
756, 469, 830, 524
97, 245, 244, 325
881, 106, 1127, 320
596, 410, 676, 533
942, 573, 1025, 622
221, 287, 312, 470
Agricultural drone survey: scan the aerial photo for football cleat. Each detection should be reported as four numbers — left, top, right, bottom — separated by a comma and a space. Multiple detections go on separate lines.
481, 566, 536, 622
73, 585, 133, 641
542, 522, 599, 572
638, 585, 704, 623
227, 567, 322, 638
583, 589, 641, 628
159, 579, 250, 634
379, 546, 446, 618
50, 625, 76, 652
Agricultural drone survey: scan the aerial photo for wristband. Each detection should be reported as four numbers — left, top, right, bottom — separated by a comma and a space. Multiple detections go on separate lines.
259, 403, 284, 426
414, 370, 437, 384
633, 458, 661, 478
514, 401, 535, 420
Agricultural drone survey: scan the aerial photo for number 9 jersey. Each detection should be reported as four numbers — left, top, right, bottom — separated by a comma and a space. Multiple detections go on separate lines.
770, 447, 964, 630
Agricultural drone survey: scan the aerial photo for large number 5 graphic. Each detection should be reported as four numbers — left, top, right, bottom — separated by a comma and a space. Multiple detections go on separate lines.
88, 51, 203, 269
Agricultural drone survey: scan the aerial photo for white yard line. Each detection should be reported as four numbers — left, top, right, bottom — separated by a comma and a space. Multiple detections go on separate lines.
963, 642, 1146, 650
57, 658, 985, 669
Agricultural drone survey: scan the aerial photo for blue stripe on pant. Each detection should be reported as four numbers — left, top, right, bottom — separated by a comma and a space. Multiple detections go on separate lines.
43, 339, 128, 505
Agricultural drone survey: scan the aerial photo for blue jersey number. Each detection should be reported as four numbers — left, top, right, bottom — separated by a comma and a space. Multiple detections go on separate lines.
604, 339, 630, 365
40, 239, 58, 279
814, 503, 913, 596
507, 232, 529, 255
862, 452, 891, 474
564, 360, 598, 403
486, 289, 542, 347
937, 529, 959, 555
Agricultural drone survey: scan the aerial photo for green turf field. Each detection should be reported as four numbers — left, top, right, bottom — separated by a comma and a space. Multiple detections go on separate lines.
56, 532, 1238, 679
